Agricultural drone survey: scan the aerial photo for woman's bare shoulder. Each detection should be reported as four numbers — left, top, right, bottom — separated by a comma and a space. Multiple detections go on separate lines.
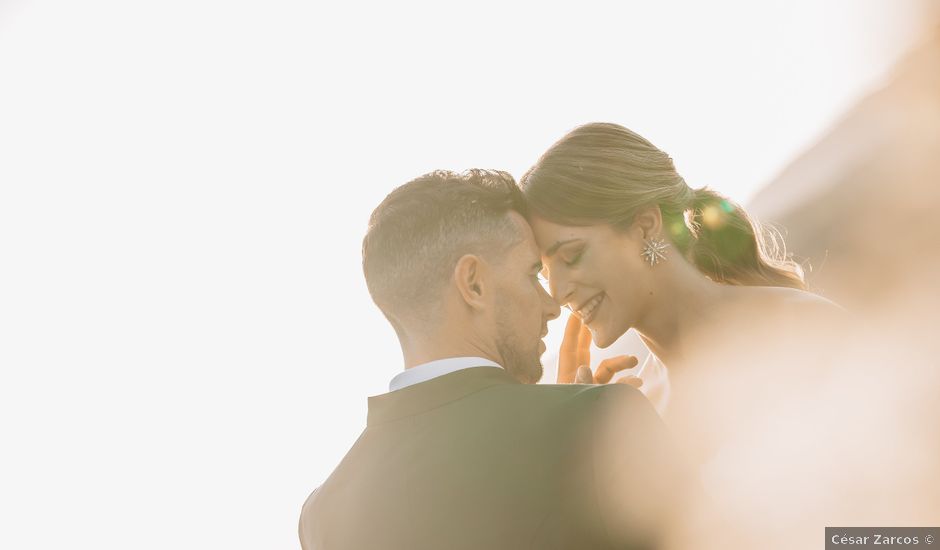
708, 286, 850, 357
739, 286, 845, 317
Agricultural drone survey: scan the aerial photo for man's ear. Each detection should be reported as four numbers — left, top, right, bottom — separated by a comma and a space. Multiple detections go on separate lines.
631, 204, 664, 240
453, 254, 487, 310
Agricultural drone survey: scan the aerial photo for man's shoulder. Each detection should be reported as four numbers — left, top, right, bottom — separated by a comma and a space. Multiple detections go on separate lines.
298, 486, 320, 550
530, 383, 666, 442
526, 381, 649, 404
495, 382, 653, 421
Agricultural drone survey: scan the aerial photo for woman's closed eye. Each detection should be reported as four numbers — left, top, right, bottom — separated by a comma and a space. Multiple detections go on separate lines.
563, 249, 584, 267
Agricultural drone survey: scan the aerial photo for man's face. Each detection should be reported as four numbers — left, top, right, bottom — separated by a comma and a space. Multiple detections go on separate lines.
491, 212, 561, 383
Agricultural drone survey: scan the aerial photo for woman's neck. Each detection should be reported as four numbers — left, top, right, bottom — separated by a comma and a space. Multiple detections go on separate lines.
634, 260, 726, 367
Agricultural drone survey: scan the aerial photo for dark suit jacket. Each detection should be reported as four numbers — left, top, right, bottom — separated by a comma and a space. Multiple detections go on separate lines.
299, 366, 688, 549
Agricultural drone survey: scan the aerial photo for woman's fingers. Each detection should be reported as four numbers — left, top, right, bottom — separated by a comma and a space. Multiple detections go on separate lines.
557, 314, 583, 383
593, 355, 639, 384
559, 315, 638, 387
575, 365, 593, 384
576, 322, 592, 372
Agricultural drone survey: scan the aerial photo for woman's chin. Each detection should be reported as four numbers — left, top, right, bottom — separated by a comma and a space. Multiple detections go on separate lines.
589, 326, 618, 349
588, 318, 630, 349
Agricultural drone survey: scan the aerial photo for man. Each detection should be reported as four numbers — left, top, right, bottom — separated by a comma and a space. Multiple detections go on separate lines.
299, 170, 689, 549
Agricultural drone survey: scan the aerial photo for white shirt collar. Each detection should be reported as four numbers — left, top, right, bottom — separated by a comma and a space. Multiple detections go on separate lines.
389, 356, 503, 392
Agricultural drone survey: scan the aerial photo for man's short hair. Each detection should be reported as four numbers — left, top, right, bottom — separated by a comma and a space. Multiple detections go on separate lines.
362, 169, 528, 326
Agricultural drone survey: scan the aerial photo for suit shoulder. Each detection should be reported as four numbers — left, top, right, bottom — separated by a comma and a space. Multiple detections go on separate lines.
529, 382, 653, 415
298, 486, 321, 550
300, 485, 320, 516
535, 381, 648, 400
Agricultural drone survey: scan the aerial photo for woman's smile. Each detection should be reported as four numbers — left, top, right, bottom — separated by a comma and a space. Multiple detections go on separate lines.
575, 292, 606, 324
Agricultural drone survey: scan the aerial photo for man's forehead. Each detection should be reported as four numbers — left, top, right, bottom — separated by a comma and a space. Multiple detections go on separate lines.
507, 212, 540, 257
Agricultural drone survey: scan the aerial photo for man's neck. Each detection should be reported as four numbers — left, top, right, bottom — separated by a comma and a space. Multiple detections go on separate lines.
401, 340, 499, 370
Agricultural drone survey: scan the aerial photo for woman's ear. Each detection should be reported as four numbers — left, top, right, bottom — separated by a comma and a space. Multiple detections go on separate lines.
631, 204, 664, 239
453, 254, 487, 310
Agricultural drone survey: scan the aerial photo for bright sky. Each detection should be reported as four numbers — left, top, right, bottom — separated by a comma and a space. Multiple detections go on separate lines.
0, 1, 931, 548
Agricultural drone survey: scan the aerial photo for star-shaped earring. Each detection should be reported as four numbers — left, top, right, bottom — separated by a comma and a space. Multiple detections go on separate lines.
641, 237, 670, 267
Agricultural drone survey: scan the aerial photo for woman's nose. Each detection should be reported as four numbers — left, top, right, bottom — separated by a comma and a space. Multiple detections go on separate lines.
541, 286, 561, 320
549, 274, 574, 308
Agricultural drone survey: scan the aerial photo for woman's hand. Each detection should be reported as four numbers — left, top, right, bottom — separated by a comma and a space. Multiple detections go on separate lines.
556, 314, 643, 387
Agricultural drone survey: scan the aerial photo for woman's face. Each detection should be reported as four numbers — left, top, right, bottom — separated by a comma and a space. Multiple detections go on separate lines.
528, 215, 655, 348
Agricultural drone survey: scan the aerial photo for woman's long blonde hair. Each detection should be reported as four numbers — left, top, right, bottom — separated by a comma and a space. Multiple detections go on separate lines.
520, 122, 806, 290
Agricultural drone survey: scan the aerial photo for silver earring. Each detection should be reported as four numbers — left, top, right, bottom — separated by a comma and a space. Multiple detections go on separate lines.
641, 237, 669, 266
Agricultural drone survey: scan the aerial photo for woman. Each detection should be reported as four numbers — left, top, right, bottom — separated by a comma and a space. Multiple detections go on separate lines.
521, 123, 841, 414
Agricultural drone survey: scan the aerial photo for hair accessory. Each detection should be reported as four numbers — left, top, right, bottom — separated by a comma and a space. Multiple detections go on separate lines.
641, 237, 670, 267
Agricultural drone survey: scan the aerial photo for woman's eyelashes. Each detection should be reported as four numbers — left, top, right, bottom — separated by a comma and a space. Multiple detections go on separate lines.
563, 248, 585, 267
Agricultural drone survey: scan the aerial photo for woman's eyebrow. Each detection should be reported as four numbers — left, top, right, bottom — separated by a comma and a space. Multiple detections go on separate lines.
544, 239, 582, 257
